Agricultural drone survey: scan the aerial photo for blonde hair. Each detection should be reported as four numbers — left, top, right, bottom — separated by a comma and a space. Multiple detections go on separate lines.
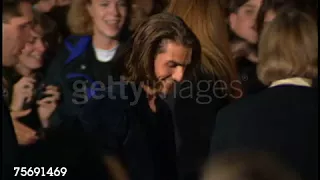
257, 7, 318, 85
67, 0, 92, 35
166, 0, 238, 85
203, 151, 302, 180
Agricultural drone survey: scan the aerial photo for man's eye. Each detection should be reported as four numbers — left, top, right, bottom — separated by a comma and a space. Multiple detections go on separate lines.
245, 9, 255, 15
168, 62, 177, 67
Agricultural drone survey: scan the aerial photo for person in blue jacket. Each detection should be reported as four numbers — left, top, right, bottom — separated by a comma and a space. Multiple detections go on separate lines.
80, 13, 201, 180
42, 0, 132, 178
44, 0, 132, 125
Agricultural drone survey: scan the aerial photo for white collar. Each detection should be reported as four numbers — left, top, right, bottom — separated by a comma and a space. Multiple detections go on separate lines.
269, 77, 312, 88
93, 45, 119, 63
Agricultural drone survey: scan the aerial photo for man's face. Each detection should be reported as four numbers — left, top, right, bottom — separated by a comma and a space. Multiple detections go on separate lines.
2, 2, 33, 67
229, 0, 262, 44
154, 40, 192, 95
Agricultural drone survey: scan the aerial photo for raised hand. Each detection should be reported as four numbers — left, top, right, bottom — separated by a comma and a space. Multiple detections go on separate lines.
10, 77, 36, 112
37, 85, 60, 127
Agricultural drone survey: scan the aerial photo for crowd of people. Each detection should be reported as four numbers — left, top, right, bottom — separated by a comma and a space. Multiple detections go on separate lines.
2, 0, 318, 180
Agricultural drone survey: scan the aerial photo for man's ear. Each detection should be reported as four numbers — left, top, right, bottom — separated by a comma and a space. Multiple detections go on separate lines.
229, 13, 238, 30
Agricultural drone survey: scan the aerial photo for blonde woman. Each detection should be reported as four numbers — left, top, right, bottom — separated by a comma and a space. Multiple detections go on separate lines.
211, 7, 318, 180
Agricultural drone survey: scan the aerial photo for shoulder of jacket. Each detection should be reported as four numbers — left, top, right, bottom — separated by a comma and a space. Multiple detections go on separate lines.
64, 35, 91, 46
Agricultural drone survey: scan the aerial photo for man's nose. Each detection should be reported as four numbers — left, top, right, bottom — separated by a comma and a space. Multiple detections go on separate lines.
172, 67, 185, 82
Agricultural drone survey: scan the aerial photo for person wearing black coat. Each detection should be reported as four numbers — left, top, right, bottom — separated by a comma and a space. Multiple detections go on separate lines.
80, 13, 202, 180
210, 8, 318, 180
172, 74, 231, 180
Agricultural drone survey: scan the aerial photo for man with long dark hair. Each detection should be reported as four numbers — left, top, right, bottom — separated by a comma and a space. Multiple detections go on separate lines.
81, 13, 201, 180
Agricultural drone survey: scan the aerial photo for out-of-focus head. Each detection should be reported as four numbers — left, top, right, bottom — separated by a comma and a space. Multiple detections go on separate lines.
56, 0, 72, 6
130, 0, 168, 30
33, 0, 56, 13
129, 3, 148, 30
3, 0, 33, 67
257, 7, 318, 85
203, 151, 302, 180
167, 0, 238, 92
256, 0, 317, 35
132, 0, 153, 15
125, 13, 201, 95
227, 0, 262, 44
17, 12, 47, 71
131, 0, 167, 15
68, 0, 131, 39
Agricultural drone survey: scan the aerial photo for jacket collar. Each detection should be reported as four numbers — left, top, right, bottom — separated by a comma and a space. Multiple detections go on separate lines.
269, 77, 312, 88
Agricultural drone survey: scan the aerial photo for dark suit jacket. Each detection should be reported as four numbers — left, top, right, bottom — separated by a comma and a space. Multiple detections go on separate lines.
80, 82, 177, 180
210, 85, 318, 180
173, 76, 229, 180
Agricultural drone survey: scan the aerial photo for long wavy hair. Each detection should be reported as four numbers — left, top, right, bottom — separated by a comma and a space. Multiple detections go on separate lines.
166, 0, 238, 87
124, 13, 201, 90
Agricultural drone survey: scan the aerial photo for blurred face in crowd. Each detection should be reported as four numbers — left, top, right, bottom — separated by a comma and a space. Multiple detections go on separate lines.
132, 0, 154, 15
35, 0, 56, 13
229, 0, 262, 44
154, 40, 192, 95
18, 25, 47, 71
56, 0, 72, 6
2, 2, 33, 67
87, 0, 128, 39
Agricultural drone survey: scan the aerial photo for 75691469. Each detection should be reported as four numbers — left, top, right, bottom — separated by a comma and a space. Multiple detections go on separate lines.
13, 167, 67, 177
